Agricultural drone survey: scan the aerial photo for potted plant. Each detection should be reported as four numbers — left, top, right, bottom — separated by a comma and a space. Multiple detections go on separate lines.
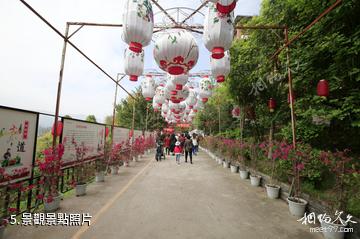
239, 142, 249, 180
71, 141, 93, 196
109, 143, 123, 175
287, 143, 309, 218
318, 149, 359, 239
95, 142, 110, 182
263, 141, 284, 199
249, 143, 262, 187
36, 144, 64, 212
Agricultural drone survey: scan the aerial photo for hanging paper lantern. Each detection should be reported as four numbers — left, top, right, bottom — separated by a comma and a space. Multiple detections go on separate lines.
169, 74, 189, 90
211, 51, 231, 83
203, 3, 234, 59
154, 30, 199, 75
193, 97, 204, 112
317, 79, 329, 98
288, 91, 295, 105
154, 85, 166, 106
124, 48, 144, 81
185, 89, 198, 109
231, 106, 241, 118
122, 0, 154, 53
141, 76, 156, 101
268, 98, 276, 113
51, 121, 63, 137
199, 76, 213, 103
152, 100, 161, 112
216, 0, 237, 14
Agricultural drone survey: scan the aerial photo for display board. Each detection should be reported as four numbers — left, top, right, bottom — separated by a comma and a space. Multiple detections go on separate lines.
0, 107, 38, 183
112, 127, 129, 145
61, 119, 105, 168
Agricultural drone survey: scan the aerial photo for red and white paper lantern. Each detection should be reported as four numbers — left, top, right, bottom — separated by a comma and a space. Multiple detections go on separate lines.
185, 89, 198, 109
153, 85, 166, 106
122, 0, 154, 53
203, 2, 234, 59
216, 0, 237, 14
124, 48, 144, 81
199, 76, 213, 103
211, 51, 230, 83
154, 30, 199, 75
169, 74, 188, 91
141, 75, 156, 101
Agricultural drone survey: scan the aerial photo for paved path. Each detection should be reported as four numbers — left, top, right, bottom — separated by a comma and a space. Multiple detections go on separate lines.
7, 150, 322, 239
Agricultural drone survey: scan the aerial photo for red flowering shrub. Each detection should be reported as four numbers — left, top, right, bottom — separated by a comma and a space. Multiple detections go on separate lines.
36, 144, 64, 203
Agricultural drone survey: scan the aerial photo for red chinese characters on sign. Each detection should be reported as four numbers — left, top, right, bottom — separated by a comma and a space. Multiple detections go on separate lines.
23, 121, 29, 140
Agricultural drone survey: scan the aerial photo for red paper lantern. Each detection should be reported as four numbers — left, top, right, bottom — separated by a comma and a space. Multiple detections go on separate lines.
268, 98, 276, 113
105, 127, 110, 138
317, 79, 329, 97
51, 121, 63, 137
287, 91, 295, 105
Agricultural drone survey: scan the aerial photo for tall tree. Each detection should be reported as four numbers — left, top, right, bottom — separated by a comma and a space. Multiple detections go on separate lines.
85, 115, 97, 123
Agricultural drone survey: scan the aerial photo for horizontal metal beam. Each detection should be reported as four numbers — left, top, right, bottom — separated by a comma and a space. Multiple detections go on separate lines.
235, 24, 286, 30
19, 0, 135, 99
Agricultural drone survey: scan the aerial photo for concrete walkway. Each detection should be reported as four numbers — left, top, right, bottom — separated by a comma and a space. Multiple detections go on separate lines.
7, 150, 322, 239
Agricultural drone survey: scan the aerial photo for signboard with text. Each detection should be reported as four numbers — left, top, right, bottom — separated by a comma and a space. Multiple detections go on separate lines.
61, 119, 105, 168
0, 107, 38, 183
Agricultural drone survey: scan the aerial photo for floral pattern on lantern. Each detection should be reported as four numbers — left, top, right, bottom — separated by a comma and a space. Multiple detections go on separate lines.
153, 85, 166, 106
203, 3, 234, 59
122, 0, 154, 53
211, 51, 230, 82
154, 30, 199, 75
199, 76, 213, 103
141, 76, 156, 101
124, 48, 144, 81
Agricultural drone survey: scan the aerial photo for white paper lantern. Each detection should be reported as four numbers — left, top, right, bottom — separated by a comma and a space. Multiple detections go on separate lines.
199, 76, 213, 103
169, 74, 189, 90
154, 30, 199, 75
185, 89, 198, 109
122, 0, 154, 53
203, 3, 234, 59
152, 100, 161, 112
211, 51, 231, 83
141, 76, 156, 101
154, 85, 166, 106
216, 0, 237, 14
124, 48, 144, 81
161, 101, 169, 114
193, 98, 204, 113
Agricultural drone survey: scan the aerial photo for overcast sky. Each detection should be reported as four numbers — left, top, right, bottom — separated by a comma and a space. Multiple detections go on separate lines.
0, 0, 261, 124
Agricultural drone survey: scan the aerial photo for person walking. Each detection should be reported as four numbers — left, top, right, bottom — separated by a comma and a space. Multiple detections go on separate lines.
192, 133, 198, 156
184, 135, 194, 164
164, 134, 171, 155
174, 141, 182, 165
169, 133, 176, 155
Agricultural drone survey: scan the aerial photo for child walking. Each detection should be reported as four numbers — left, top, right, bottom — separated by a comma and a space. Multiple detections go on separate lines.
174, 141, 182, 165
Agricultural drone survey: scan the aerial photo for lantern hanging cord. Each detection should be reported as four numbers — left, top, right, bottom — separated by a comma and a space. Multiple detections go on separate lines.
19, 0, 135, 100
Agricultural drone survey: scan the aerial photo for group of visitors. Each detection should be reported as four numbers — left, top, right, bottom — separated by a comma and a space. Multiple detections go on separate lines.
155, 131, 200, 165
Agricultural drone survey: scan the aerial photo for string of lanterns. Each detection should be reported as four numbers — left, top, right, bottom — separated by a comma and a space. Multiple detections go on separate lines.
121, 1, 327, 126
